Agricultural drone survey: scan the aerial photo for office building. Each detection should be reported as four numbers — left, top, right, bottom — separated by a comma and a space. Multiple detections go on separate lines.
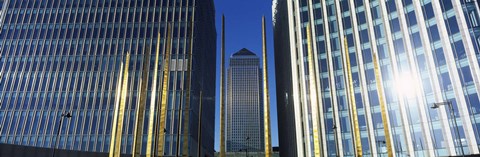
274, 0, 480, 156
0, 0, 216, 156
0, 0, 5, 25
226, 48, 264, 153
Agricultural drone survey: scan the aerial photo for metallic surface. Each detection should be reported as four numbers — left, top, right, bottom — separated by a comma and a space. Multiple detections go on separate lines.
219, 15, 226, 157
157, 23, 173, 156
372, 52, 393, 157
0, 0, 216, 156
306, 23, 321, 157
132, 47, 151, 157
145, 33, 162, 157
182, 18, 196, 156
109, 63, 123, 157
343, 37, 362, 156
115, 53, 130, 157
262, 16, 273, 157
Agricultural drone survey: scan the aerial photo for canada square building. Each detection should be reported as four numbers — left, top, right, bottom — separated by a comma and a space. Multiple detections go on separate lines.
226, 48, 265, 153
0, 0, 216, 156
274, 0, 480, 156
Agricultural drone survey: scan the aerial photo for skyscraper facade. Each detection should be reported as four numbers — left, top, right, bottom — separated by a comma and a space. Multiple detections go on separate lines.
226, 48, 265, 153
0, 0, 216, 156
0, 0, 5, 25
274, 0, 480, 156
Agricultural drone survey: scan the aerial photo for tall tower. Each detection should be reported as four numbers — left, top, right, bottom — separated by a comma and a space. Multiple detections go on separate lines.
274, 0, 480, 156
0, 0, 216, 156
226, 48, 265, 153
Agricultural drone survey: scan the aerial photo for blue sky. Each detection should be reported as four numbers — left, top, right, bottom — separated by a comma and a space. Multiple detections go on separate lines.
213, 0, 278, 151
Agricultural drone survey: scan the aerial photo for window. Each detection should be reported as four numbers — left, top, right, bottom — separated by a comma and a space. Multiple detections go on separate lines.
447, 17, 459, 35
453, 40, 466, 59
390, 18, 401, 33
387, 0, 397, 12
423, 3, 435, 20
428, 25, 441, 42
440, 0, 453, 12
407, 11, 417, 26
357, 11, 366, 25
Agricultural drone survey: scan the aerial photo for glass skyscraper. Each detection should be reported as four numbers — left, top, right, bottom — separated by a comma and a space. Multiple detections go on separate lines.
274, 0, 480, 156
0, 0, 5, 25
226, 48, 264, 152
0, 0, 216, 156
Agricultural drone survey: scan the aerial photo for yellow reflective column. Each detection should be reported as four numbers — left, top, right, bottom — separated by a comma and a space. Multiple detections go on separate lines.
306, 23, 322, 157
109, 63, 124, 157
109, 53, 130, 157
145, 33, 162, 157
262, 16, 273, 157
182, 19, 195, 156
219, 15, 226, 157
132, 47, 151, 157
343, 37, 363, 156
372, 52, 393, 157
157, 23, 173, 156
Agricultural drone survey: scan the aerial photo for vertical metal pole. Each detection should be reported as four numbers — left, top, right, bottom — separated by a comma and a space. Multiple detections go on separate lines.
306, 21, 322, 157
52, 116, 64, 157
197, 91, 203, 157
333, 125, 339, 157
372, 52, 394, 157
220, 15, 226, 157
157, 23, 173, 156
132, 46, 151, 157
449, 103, 465, 156
342, 37, 362, 156
262, 16, 273, 157
109, 63, 124, 157
145, 33, 162, 157
114, 53, 131, 157
182, 12, 196, 157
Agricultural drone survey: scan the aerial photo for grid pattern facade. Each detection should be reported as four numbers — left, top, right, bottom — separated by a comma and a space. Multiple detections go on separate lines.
0, 0, 4, 24
274, 0, 480, 156
0, 0, 216, 156
226, 49, 265, 152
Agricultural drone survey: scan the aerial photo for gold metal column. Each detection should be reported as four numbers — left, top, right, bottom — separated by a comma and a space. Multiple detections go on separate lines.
219, 15, 226, 157
372, 52, 393, 157
109, 53, 130, 157
132, 47, 151, 157
157, 23, 173, 156
343, 37, 363, 156
145, 33, 162, 157
262, 16, 273, 157
182, 19, 196, 156
109, 63, 124, 157
306, 23, 322, 157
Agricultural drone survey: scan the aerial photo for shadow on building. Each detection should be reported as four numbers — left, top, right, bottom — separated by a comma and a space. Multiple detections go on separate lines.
0, 143, 116, 157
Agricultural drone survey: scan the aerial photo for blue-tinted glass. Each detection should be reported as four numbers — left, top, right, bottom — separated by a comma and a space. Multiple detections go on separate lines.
469, 94, 480, 115
434, 48, 446, 66
428, 25, 441, 42
453, 40, 466, 59
357, 11, 367, 24
355, 0, 364, 7
411, 32, 422, 48
447, 17, 460, 35
440, 0, 453, 12
390, 18, 401, 32
407, 11, 417, 26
